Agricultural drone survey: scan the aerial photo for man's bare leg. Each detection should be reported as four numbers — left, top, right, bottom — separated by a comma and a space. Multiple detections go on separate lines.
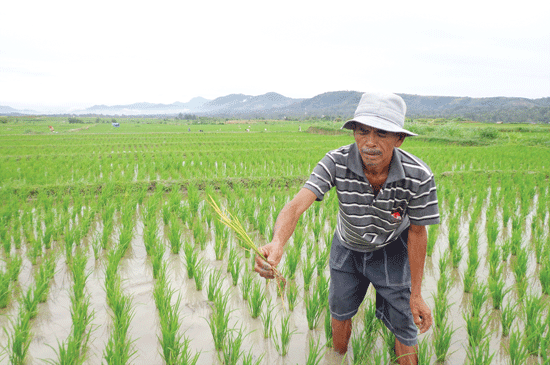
395, 338, 418, 365
332, 317, 352, 354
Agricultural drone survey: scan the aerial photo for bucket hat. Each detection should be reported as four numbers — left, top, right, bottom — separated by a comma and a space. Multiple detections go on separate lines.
342, 92, 417, 136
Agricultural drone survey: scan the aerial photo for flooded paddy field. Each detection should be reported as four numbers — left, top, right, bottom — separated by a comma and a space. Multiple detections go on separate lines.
0, 119, 549, 364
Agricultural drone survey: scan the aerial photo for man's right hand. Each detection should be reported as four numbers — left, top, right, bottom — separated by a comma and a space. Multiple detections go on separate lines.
254, 241, 284, 279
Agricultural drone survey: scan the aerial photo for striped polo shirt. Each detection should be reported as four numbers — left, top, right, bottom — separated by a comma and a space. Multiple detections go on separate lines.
304, 143, 440, 252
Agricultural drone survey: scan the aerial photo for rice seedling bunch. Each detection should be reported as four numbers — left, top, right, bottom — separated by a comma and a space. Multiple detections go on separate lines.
192, 219, 207, 251
143, 224, 157, 256
508, 326, 530, 365
305, 335, 326, 365
305, 289, 322, 330
465, 335, 494, 365
427, 224, 439, 256
167, 218, 182, 254
463, 309, 489, 348
302, 256, 315, 292
284, 244, 300, 280
103, 286, 136, 365
183, 240, 197, 279
161, 203, 171, 226
0, 268, 11, 308
221, 326, 245, 365
293, 223, 305, 252
229, 250, 242, 286
151, 238, 164, 280
271, 313, 295, 356
380, 325, 398, 364
510, 226, 522, 257
239, 269, 252, 302
248, 278, 265, 319
523, 294, 547, 355
193, 257, 206, 291
207, 195, 286, 295
5, 310, 33, 365
500, 301, 516, 337
287, 281, 298, 311
242, 350, 264, 365
540, 260, 550, 296
260, 299, 274, 338
416, 336, 433, 365
213, 228, 228, 261
433, 315, 455, 363
207, 289, 232, 351
179, 335, 200, 365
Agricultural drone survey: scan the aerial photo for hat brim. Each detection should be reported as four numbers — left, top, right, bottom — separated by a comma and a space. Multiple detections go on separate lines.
341, 116, 417, 136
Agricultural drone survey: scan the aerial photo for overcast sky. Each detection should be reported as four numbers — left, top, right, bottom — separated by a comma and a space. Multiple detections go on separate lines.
1, 0, 549, 111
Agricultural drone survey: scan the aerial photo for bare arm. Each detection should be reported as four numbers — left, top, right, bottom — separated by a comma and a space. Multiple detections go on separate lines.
255, 188, 317, 279
407, 223, 432, 333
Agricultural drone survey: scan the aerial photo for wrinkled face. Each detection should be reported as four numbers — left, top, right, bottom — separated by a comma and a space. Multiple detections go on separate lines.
353, 124, 405, 169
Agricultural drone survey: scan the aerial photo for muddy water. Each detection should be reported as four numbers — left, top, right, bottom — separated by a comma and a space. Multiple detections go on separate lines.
1, 199, 548, 365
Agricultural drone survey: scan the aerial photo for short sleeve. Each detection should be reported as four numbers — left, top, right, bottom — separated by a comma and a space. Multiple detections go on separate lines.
407, 174, 440, 225
303, 153, 336, 201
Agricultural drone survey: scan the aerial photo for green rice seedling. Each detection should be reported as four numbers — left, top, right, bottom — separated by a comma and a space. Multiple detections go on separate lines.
487, 245, 501, 278
43, 225, 53, 250
305, 290, 322, 330
207, 268, 223, 302
151, 239, 165, 280
247, 279, 265, 319
179, 335, 200, 365
512, 246, 528, 284
486, 216, 498, 249
229, 253, 242, 286
463, 310, 489, 347
284, 244, 300, 280
183, 240, 197, 279
416, 336, 433, 365
221, 326, 245, 365
91, 235, 101, 261
206, 289, 232, 351
534, 236, 545, 265
500, 301, 515, 337
433, 316, 454, 363
510, 227, 522, 257
470, 282, 488, 318
168, 219, 182, 254
158, 294, 184, 364
294, 223, 305, 252
7, 253, 22, 282
242, 349, 264, 365
427, 223, 439, 256
324, 306, 332, 348
362, 297, 379, 336
193, 257, 206, 291
21, 286, 39, 320
366, 347, 390, 365
540, 260, 550, 296
287, 280, 298, 311
0, 269, 10, 308
305, 335, 326, 365
239, 269, 253, 302
192, 219, 207, 251
316, 273, 329, 308
488, 274, 507, 310
35, 255, 56, 303
5, 310, 33, 365
463, 265, 477, 293
451, 243, 463, 269
508, 327, 530, 365
213, 230, 228, 261
271, 313, 295, 356
227, 243, 237, 273
162, 203, 171, 226
302, 257, 315, 291
260, 298, 274, 339
501, 237, 512, 262
465, 335, 494, 365
103, 290, 137, 365
523, 294, 547, 355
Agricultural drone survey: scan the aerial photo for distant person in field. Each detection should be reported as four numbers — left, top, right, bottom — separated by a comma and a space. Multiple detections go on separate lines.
254, 92, 440, 365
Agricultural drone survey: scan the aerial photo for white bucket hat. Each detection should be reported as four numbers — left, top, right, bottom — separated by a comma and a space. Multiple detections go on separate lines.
342, 92, 417, 136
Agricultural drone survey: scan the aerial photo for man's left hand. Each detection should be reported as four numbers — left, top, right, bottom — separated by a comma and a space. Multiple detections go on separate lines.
410, 294, 432, 334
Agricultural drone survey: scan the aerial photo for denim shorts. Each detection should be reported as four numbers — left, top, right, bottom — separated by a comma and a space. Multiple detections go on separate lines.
328, 229, 418, 347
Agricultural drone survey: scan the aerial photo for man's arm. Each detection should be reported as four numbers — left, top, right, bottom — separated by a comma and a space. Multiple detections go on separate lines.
254, 188, 317, 279
407, 223, 433, 334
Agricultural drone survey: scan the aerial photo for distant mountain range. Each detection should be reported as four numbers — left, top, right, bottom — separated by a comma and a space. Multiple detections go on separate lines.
2, 91, 549, 123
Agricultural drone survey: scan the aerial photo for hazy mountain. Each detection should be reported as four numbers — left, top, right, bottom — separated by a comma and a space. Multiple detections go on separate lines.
2, 92, 549, 123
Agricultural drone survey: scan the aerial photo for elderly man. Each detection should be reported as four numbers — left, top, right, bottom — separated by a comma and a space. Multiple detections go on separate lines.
255, 92, 439, 365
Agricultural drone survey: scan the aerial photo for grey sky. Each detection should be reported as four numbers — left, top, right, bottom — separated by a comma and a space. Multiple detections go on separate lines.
1, 0, 549, 111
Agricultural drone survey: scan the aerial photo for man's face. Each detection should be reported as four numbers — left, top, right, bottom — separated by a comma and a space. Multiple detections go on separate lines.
353, 124, 405, 170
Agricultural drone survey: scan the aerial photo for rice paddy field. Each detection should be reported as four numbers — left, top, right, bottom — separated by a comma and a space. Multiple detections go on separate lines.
0, 117, 549, 364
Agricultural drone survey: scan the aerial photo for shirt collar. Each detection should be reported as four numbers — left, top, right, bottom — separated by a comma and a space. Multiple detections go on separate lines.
348, 143, 405, 184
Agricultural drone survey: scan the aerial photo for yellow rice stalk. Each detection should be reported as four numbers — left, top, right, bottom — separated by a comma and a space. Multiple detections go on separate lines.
207, 195, 286, 299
